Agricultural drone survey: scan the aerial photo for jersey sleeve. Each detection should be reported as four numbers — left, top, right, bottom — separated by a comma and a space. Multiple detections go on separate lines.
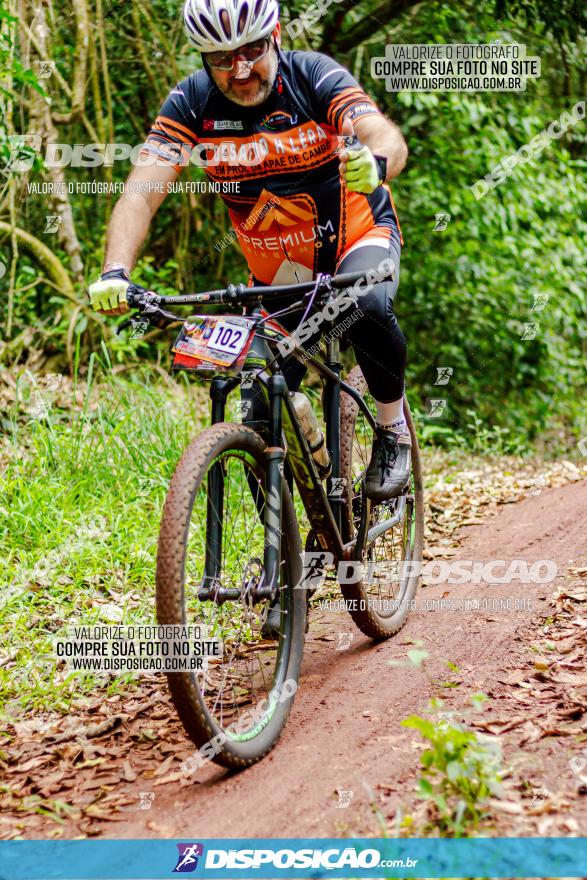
306, 52, 382, 132
139, 78, 198, 172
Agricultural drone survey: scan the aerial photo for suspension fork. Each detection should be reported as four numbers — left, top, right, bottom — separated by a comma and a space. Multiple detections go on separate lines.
258, 373, 287, 599
204, 376, 238, 587
325, 336, 342, 532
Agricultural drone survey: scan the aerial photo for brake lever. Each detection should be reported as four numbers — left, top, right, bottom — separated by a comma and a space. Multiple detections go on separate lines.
118, 288, 184, 335
116, 318, 132, 336
139, 302, 184, 329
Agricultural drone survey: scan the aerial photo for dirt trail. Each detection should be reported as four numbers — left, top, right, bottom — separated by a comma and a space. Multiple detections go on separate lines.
103, 478, 587, 839
5, 478, 585, 840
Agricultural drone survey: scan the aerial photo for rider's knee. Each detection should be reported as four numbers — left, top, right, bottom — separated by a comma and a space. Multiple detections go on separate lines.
351, 280, 392, 327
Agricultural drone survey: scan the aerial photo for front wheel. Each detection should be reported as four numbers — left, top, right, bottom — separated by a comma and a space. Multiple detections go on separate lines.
156, 423, 306, 769
339, 366, 424, 639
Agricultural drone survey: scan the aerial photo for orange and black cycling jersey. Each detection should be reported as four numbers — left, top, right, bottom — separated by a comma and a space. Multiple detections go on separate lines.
141, 50, 402, 285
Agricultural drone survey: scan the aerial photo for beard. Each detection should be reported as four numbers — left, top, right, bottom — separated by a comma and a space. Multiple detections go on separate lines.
214, 49, 278, 107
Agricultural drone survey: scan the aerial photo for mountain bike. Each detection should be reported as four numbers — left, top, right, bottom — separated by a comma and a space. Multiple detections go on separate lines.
124, 269, 424, 769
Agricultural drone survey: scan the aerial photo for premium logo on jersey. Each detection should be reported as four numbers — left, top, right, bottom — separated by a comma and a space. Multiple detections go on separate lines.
203, 119, 244, 131
260, 110, 298, 130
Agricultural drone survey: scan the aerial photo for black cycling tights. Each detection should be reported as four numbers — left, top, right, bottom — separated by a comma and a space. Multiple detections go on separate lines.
335, 237, 406, 403
242, 236, 406, 422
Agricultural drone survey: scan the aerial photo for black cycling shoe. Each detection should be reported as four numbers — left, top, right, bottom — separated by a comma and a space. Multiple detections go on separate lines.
364, 427, 411, 502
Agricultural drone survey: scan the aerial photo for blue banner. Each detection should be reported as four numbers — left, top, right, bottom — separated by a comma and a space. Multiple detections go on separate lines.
0, 837, 586, 879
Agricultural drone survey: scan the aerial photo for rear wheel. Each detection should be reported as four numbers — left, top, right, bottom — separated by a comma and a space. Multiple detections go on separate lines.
156, 423, 305, 769
339, 366, 424, 639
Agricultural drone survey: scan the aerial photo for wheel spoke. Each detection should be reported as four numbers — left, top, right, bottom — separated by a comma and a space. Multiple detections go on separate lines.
181, 450, 286, 737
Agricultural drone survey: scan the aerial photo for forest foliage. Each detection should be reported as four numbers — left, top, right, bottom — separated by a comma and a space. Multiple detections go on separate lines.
0, 0, 585, 451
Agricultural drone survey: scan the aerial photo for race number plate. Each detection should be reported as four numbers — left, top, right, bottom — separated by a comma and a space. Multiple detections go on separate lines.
207, 320, 249, 356
172, 315, 256, 372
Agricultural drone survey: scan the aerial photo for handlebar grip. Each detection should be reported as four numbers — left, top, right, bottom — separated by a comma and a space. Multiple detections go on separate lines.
126, 282, 149, 306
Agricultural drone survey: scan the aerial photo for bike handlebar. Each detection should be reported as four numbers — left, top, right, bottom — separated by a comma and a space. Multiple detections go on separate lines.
124, 269, 377, 329
126, 269, 370, 311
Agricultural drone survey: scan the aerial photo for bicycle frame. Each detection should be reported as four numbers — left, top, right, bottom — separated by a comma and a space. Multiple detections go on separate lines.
201, 320, 390, 603
125, 270, 406, 604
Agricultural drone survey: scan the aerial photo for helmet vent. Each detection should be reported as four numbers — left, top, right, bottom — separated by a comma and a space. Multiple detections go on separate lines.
187, 13, 207, 39
219, 9, 232, 38
183, 0, 278, 51
237, 2, 249, 36
199, 13, 222, 40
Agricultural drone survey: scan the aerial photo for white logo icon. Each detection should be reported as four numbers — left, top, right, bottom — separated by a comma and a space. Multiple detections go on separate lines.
521, 323, 539, 340
337, 790, 354, 808
433, 212, 451, 232
138, 791, 155, 810
531, 294, 549, 312
44, 215, 62, 233
428, 399, 447, 418
329, 477, 346, 498
434, 367, 453, 386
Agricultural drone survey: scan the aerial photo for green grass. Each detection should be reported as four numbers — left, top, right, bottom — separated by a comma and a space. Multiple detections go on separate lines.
0, 359, 315, 720
1, 357, 569, 720
0, 362, 208, 717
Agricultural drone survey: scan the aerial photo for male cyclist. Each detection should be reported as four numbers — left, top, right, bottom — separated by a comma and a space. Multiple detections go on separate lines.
89, 0, 410, 502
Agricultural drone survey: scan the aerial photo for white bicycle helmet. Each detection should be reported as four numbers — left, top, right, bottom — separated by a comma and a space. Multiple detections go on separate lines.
183, 0, 279, 53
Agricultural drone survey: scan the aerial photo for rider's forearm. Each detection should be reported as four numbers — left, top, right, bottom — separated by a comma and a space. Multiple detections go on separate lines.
354, 116, 408, 180
103, 192, 154, 274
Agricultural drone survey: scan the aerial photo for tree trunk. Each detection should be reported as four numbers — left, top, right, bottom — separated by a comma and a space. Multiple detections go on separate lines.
28, 3, 86, 285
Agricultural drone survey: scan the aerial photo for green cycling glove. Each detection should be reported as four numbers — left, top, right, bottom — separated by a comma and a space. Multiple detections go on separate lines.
89, 269, 130, 315
344, 145, 381, 194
